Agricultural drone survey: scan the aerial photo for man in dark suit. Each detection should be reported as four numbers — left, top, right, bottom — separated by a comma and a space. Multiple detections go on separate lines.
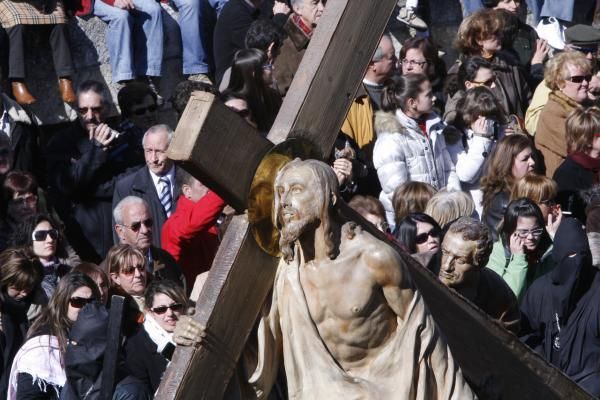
46, 80, 144, 262
112, 124, 180, 249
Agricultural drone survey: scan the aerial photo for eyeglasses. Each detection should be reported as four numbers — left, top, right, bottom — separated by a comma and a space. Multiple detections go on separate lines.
151, 303, 184, 315
515, 228, 544, 238
32, 229, 58, 242
574, 46, 598, 55
233, 108, 250, 118
69, 296, 95, 308
122, 218, 153, 232
262, 63, 274, 71
120, 264, 146, 276
566, 75, 592, 83
132, 105, 157, 116
415, 228, 440, 244
14, 194, 37, 206
539, 199, 556, 207
401, 59, 427, 68
77, 106, 103, 114
471, 75, 496, 87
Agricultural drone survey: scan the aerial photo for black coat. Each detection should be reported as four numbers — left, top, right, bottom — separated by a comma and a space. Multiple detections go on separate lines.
124, 326, 170, 394
553, 157, 594, 224
520, 218, 600, 396
212, 0, 286, 86
45, 123, 144, 262
112, 166, 181, 249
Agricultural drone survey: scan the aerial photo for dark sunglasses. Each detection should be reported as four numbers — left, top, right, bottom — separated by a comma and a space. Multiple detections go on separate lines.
121, 264, 146, 276
575, 46, 598, 55
567, 75, 592, 83
151, 303, 184, 315
132, 105, 158, 116
472, 75, 496, 87
123, 218, 153, 232
234, 108, 250, 118
69, 296, 95, 308
78, 106, 103, 114
32, 229, 59, 242
415, 228, 440, 245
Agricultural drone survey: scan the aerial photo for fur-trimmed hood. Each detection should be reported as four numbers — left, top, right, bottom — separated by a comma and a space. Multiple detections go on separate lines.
1, 93, 32, 125
374, 110, 405, 135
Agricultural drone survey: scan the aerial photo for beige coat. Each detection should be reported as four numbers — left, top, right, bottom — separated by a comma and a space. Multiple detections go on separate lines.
535, 91, 580, 177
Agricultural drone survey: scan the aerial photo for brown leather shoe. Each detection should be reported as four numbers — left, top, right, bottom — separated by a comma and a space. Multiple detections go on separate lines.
11, 81, 36, 105
58, 78, 76, 103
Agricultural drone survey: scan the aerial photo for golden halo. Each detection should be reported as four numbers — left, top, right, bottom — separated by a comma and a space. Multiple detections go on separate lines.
247, 138, 321, 256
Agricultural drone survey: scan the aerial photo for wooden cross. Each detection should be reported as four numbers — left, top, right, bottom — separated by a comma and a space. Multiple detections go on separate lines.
155, 1, 592, 399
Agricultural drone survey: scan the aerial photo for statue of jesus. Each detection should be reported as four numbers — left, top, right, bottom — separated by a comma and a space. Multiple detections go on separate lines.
247, 158, 475, 399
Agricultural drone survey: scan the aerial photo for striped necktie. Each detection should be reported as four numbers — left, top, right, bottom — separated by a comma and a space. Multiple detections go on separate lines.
159, 176, 172, 217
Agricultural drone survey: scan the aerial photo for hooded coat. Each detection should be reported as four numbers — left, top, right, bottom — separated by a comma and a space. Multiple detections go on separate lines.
520, 218, 600, 396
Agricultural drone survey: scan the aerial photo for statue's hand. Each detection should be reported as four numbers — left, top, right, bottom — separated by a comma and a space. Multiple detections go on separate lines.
173, 315, 206, 347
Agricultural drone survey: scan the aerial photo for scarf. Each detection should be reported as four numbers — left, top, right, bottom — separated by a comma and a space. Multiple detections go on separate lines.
568, 152, 600, 183
143, 312, 175, 354
7, 335, 65, 400
291, 14, 313, 39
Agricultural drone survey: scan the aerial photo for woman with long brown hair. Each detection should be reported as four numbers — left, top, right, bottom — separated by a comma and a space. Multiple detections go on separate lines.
454, 8, 530, 119
7, 272, 100, 399
481, 134, 536, 240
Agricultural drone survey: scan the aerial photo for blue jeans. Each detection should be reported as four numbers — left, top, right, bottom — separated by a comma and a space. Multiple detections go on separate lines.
527, 0, 574, 23
94, 0, 163, 82
171, 0, 208, 74
460, 0, 483, 17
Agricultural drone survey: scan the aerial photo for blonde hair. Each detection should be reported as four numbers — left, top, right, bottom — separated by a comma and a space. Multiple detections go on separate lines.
565, 107, 600, 153
392, 181, 437, 225
544, 51, 592, 91
425, 189, 476, 227
510, 173, 557, 203
105, 244, 146, 283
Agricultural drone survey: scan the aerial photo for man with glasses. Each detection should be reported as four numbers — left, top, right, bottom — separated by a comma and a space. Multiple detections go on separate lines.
340, 34, 396, 197
117, 82, 159, 135
113, 124, 179, 249
113, 196, 184, 288
46, 80, 145, 263
439, 217, 520, 334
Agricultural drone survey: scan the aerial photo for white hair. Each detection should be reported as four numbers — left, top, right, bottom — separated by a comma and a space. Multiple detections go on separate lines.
142, 124, 173, 148
113, 196, 150, 225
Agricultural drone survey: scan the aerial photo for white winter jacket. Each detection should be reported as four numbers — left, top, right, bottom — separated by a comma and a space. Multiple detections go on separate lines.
373, 109, 460, 224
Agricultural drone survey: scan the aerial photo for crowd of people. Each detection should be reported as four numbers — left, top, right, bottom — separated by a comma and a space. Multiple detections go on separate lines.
0, 0, 599, 398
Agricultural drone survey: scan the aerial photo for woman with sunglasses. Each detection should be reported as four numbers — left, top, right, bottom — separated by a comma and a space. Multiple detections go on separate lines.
395, 213, 441, 255
554, 107, 600, 224
0, 248, 44, 397
534, 51, 592, 176
10, 214, 77, 299
510, 173, 562, 239
123, 279, 190, 395
454, 9, 530, 119
7, 272, 99, 399
486, 198, 555, 301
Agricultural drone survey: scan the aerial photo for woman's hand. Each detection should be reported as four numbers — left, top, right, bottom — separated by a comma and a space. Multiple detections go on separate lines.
509, 232, 525, 255
531, 39, 550, 65
546, 207, 563, 240
173, 316, 206, 347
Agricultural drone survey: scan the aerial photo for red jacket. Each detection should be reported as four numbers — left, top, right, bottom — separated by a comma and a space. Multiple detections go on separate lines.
161, 192, 225, 289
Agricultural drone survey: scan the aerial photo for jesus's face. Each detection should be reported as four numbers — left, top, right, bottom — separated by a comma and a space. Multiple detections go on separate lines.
275, 166, 322, 243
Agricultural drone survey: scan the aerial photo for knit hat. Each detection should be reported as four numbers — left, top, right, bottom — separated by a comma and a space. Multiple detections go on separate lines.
564, 25, 600, 47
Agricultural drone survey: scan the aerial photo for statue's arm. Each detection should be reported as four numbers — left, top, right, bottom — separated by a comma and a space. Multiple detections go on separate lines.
366, 246, 415, 322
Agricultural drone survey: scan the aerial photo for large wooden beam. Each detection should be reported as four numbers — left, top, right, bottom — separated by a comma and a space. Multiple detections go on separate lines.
157, 1, 399, 399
